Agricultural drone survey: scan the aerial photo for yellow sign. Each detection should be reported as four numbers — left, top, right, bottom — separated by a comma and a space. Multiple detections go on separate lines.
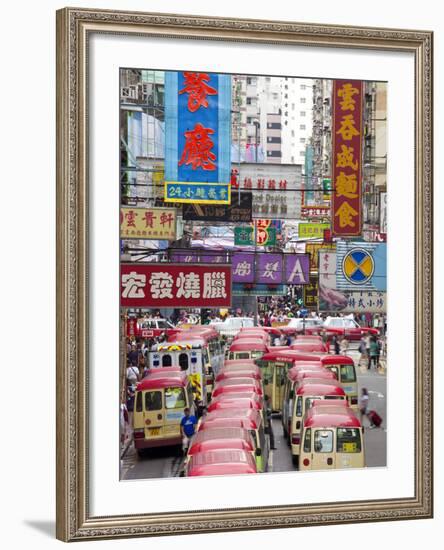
189, 373, 202, 400
299, 223, 330, 239
342, 442, 357, 453
306, 243, 336, 271
120, 207, 177, 240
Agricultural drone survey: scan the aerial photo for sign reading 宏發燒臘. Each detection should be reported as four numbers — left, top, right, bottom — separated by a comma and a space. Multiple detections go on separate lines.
120, 264, 232, 308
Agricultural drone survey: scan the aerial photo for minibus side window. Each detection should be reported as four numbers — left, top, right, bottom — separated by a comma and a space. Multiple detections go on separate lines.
259, 425, 266, 453
326, 366, 339, 380
296, 396, 303, 417
179, 353, 189, 371
162, 354, 172, 367
165, 387, 186, 409
135, 391, 143, 412
305, 397, 321, 413
314, 430, 333, 453
145, 391, 162, 411
186, 384, 195, 407
237, 352, 251, 360
340, 364, 356, 383
337, 428, 362, 453
303, 428, 312, 453
249, 429, 259, 449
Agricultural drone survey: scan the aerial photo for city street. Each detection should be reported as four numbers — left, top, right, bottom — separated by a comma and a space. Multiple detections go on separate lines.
121, 346, 386, 480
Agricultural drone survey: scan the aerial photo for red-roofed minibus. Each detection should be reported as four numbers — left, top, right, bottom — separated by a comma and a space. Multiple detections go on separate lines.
212, 377, 263, 398
133, 370, 195, 456
216, 368, 262, 382
184, 427, 260, 473
186, 449, 257, 477
289, 381, 346, 466
302, 354, 359, 409
300, 402, 365, 470
290, 342, 329, 353
255, 350, 319, 412
197, 408, 269, 471
281, 363, 336, 440
227, 339, 269, 361
207, 394, 263, 413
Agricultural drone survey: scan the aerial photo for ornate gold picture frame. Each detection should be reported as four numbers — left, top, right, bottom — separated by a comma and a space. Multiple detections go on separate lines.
56, 7, 433, 541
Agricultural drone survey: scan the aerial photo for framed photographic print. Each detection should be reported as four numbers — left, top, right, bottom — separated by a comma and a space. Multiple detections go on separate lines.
56, 7, 433, 542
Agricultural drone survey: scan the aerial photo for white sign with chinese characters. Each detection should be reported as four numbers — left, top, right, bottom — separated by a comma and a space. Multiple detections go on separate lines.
231, 163, 302, 220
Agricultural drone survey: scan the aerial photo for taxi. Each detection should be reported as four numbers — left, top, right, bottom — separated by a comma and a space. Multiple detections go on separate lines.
289, 381, 346, 466
185, 449, 258, 477
300, 402, 365, 470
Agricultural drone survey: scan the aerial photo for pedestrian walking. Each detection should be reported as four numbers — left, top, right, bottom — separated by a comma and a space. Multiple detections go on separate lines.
126, 384, 136, 430
180, 407, 198, 454
332, 335, 340, 355
264, 395, 276, 450
359, 387, 375, 428
339, 336, 349, 355
368, 336, 379, 370
126, 362, 140, 385
358, 336, 367, 366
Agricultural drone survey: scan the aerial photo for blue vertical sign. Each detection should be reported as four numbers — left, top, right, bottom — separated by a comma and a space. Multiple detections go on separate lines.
165, 71, 231, 204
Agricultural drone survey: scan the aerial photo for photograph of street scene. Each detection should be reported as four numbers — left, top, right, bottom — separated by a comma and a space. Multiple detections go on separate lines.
119, 69, 387, 480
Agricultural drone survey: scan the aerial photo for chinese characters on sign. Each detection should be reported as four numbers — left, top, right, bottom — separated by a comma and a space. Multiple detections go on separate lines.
298, 223, 330, 239
120, 207, 177, 240
120, 264, 232, 308
331, 80, 363, 236
230, 164, 302, 220
304, 275, 319, 310
318, 250, 386, 312
165, 71, 231, 204
300, 205, 331, 219
231, 253, 310, 285
165, 182, 230, 204
305, 242, 336, 272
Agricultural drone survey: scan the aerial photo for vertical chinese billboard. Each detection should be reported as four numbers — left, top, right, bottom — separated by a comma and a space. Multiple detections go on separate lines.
331, 80, 363, 236
165, 71, 231, 204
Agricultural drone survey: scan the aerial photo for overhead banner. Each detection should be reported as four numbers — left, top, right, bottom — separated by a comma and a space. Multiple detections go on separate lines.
331, 79, 363, 236
120, 264, 231, 308
319, 250, 386, 312
182, 192, 252, 222
232, 253, 310, 285
230, 163, 302, 220
336, 241, 387, 291
120, 207, 177, 240
165, 71, 231, 204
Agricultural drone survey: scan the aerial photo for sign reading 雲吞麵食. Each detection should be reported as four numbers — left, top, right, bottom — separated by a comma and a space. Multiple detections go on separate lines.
165, 71, 231, 204
120, 207, 177, 240
331, 80, 363, 236
120, 264, 232, 308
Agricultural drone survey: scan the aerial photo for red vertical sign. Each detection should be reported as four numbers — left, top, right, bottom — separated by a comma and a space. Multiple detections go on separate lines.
331, 80, 363, 236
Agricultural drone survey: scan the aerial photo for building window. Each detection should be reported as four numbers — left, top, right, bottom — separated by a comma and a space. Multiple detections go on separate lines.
291, 130, 295, 137
247, 97, 252, 105
291, 103, 295, 110
247, 117, 252, 124
300, 124, 306, 130
300, 151, 306, 156
300, 97, 306, 103
300, 111, 306, 117
300, 84, 306, 90
300, 137, 306, 143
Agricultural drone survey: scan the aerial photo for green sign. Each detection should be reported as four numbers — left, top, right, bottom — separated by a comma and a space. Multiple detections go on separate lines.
234, 226, 276, 246
298, 223, 330, 239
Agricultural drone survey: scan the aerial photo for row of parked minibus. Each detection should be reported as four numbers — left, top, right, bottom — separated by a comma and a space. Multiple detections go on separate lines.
132, 324, 365, 475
